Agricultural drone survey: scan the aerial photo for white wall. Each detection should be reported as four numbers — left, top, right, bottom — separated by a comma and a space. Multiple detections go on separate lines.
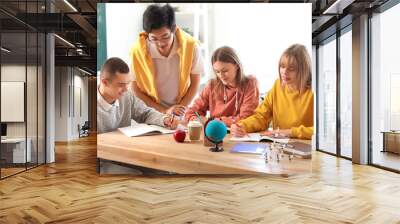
76, 74, 89, 124
212, 3, 311, 92
55, 67, 69, 141
104, 3, 311, 93
72, 74, 89, 138
1, 65, 28, 138
54, 67, 89, 141
106, 3, 148, 66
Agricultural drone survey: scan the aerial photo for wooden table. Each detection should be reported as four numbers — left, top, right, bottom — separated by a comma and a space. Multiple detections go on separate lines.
97, 131, 312, 175
381, 131, 400, 154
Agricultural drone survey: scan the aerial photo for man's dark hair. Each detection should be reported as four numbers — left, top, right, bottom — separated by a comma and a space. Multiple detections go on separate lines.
143, 4, 176, 33
101, 57, 129, 78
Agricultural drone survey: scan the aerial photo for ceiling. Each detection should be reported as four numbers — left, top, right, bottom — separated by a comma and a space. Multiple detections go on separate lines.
0, 0, 97, 74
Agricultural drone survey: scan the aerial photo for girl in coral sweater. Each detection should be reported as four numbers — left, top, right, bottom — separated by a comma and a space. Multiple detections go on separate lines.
184, 46, 259, 127
231, 44, 314, 139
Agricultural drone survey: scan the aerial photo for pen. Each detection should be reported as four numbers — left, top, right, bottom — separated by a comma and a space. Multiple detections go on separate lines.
194, 111, 205, 126
170, 113, 175, 127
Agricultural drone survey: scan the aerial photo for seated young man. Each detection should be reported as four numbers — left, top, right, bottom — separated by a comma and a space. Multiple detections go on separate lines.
97, 57, 178, 174
98, 57, 177, 133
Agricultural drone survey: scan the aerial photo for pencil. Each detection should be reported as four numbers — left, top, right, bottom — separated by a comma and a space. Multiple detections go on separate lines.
171, 113, 175, 126
194, 111, 204, 125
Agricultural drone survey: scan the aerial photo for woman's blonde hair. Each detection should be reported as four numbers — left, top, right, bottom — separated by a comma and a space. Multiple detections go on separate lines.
211, 46, 248, 94
279, 44, 311, 93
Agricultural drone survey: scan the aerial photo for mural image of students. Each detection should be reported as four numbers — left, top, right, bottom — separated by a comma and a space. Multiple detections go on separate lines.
231, 44, 314, 139
130, 4, 203, 117
97, 57, 178, 134
184, 46, 259, 127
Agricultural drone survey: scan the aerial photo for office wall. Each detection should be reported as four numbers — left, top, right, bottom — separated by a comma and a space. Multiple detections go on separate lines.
88, 77, 97, 133
55, 67, 69, 141
73, 73, 89, 137
1, 65, 41, 139
1, 82, 24, 122
54, 67, 89, 141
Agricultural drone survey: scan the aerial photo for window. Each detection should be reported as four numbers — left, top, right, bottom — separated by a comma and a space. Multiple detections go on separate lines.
317, 36, 337, 155
370, 2, 400, 171
339, 28, 352, 158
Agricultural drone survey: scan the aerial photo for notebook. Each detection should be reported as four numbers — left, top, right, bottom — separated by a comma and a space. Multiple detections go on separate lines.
230, 143, 268, 154
282, 141, 312, 158
118, 123, 175, 137
230, 133, 290, 144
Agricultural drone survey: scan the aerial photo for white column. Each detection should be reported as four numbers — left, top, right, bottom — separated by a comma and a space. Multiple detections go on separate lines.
46, 33, 55, 163
352, 14, 369, 164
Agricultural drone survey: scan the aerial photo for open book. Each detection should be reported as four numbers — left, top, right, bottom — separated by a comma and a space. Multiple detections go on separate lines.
230, 133, 290, 144
118, 124, 175, 137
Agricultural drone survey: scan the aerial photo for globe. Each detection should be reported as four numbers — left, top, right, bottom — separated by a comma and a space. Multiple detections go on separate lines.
205, 120, 227, 152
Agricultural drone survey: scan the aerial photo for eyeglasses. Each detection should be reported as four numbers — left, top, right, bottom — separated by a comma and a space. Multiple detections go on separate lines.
148, 32, 173, 43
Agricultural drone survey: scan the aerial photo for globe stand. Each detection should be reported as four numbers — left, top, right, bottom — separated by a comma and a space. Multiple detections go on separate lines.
209, 141, 224, 152
204, 119, 226, 153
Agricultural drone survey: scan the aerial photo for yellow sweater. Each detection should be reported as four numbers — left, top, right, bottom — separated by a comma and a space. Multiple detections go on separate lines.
239, 79, 314, 139
130, 27, 196, 103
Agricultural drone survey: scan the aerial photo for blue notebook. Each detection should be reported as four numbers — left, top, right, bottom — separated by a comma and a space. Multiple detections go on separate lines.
230, 143, 268, 154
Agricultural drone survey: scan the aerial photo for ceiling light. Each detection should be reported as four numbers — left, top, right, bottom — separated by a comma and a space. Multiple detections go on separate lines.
63, 0, 78, 12
323, 0, 355, 15
1, 47, 11, 53
54, 34, 75, 48
78, 67, 93, 76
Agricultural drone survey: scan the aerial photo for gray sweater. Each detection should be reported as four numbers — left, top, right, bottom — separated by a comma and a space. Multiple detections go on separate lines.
97, 88, 165, 134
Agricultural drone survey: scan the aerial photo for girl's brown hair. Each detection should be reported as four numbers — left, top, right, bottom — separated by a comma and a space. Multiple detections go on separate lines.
211, 46, 248, 94
279, 44, 311, 93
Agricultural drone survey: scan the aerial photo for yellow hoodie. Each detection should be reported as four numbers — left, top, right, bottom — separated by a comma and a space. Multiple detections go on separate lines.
130, 27, 196, 104
239, 79, 314, 139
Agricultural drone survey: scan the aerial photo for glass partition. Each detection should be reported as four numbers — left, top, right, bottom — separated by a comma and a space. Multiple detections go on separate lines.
1, 31, 28, 177
0, 1, 46, 179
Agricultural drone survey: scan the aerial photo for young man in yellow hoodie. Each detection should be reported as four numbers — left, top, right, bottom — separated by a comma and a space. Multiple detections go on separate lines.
231, 44, 314, 140
130, 4, 203, 117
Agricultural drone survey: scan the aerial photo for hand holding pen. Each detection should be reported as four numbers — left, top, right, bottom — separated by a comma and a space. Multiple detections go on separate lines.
164, 113, 178, 129
230, 118, 247, 137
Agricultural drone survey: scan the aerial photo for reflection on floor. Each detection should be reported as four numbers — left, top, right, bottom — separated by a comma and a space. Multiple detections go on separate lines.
0, 162, 42, 179
0, 167, 25, 177
373, 150, 400, 171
